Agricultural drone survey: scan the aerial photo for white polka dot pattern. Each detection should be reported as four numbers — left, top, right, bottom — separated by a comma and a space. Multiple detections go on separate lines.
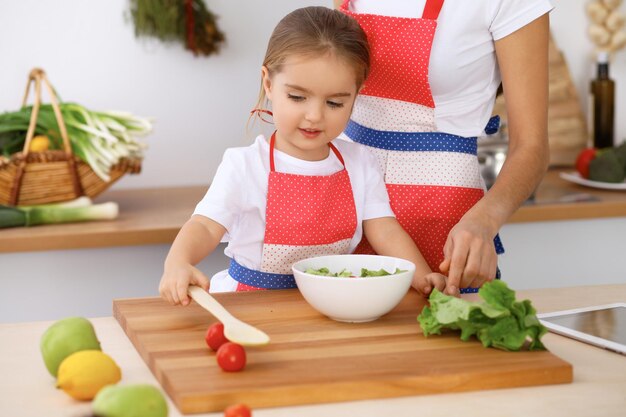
261, 240, 352, 275
230, 259, 295, 289
384, 150, 483, 188
344, 120, 478, 153
255, 144, 358, 286
342, 6, 438, 107
369, 147, 389, 179
351, 95, 436, 133
356, 184, 485, 272
264, 170, 357, 246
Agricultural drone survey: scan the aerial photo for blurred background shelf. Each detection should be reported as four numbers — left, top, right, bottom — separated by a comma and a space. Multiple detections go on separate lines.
2, 168, 626, 254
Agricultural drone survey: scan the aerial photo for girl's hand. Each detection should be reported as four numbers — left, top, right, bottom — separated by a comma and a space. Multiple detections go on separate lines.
439, 217, 498, 296
159, 263, 210, 306
412, 272, 453, 298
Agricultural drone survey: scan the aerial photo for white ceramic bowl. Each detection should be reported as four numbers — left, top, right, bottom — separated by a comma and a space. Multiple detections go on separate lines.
292, 254, 415, 323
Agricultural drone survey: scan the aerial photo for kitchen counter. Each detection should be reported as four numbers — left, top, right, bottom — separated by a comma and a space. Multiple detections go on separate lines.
2, 168, 626, 254
1, 284, 625, 417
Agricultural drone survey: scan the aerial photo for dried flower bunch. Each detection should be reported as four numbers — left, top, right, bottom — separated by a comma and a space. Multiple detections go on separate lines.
128, 0, 225, 57
586, 0, 626, 54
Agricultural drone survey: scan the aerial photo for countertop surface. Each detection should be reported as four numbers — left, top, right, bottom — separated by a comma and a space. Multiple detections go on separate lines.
2, 168, 626, 253
1, 284, 625, 417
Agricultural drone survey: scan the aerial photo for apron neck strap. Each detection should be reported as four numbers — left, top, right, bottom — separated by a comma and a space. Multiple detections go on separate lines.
423, 0, 444, 20
269, 132, 345, 172
341, 0, 444, 20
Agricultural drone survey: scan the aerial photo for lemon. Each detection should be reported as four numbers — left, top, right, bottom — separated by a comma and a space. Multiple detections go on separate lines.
29, 135, 50, 152
56, 350, 122, 401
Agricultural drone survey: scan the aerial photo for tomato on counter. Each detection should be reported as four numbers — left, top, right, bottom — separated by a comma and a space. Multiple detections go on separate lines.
224, 403, 252, 417
205, 322, 229, 351
575, 148, 597, 179
216, 342, 246, 372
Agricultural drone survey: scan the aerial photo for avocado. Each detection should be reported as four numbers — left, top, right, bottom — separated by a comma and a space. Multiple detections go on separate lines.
40, 317, 101, 377
589, 149, 625, 183
614, 141, 626, 174
92, 384, 168, 417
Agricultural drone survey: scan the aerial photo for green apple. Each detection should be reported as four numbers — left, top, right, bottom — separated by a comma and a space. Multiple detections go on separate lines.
40, 316, 101, 377
93, 384, 168, 417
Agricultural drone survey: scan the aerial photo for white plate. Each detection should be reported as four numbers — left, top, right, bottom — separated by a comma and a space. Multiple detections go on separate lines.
559, 171, 626, 190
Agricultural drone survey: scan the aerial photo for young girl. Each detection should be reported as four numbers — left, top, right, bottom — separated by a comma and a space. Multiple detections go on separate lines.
159, 6, 449, 306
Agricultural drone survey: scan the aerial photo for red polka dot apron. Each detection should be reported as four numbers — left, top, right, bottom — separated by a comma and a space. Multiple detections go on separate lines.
341, 0, 504, 293
230, 133, 358, 291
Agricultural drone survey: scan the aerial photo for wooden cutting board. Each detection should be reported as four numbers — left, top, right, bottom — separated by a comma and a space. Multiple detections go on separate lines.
113, 289, 572, 414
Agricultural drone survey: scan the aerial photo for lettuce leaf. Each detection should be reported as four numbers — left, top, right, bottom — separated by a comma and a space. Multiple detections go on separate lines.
417, 280, 547, 351
304, 267, 406, 277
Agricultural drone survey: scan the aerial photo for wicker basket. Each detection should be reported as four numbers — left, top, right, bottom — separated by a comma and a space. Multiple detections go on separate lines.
0, 69, 141, 206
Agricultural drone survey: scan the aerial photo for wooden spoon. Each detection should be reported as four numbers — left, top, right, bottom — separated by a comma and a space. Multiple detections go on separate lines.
188, 285, 270, 346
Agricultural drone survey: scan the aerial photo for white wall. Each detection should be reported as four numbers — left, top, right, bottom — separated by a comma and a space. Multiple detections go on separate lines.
1, 0, 624, 192
0, 0, 329, 190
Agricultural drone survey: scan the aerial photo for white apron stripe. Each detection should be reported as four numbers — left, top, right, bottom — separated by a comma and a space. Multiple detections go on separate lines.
383, 150, 484, 188
261, 239, 352, 274
351, 95, 437, 133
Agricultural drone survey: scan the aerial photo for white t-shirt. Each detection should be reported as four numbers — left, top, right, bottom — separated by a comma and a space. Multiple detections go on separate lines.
346, 0, 554, 137
194, 135, 394, 292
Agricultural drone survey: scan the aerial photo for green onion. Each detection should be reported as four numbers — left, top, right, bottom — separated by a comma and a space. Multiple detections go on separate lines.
0, 198, 118, 228
0, 103, 152, 181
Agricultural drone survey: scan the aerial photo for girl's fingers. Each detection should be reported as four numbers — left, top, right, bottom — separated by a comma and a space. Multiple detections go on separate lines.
177, 282, 190, 306
192, 269, 211, 291
170, 287, 181, 306
159, 281, 177, 306
430, 274, 446, 292
164, 286, 177, 306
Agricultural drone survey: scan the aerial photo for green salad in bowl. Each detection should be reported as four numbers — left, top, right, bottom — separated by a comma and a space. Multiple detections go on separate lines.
292, 254, 415, 323
304, 267, 407, 277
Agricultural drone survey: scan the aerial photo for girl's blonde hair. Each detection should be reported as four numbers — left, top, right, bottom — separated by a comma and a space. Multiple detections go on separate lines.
251, 6, 370, 123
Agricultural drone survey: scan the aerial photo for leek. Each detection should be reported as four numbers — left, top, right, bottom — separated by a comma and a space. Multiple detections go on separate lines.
0, 198, 118, 228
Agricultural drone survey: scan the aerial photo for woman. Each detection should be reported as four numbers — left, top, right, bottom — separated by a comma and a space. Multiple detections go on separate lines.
335, 0, 552, 294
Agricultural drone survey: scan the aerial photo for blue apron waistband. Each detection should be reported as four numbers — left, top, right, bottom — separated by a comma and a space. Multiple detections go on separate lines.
344, 115, 500, 153
229, 259, 297, 290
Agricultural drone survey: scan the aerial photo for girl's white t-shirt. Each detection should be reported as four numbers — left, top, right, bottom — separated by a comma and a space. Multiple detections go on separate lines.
346, 0, 554, 137
193, 135, 394, 292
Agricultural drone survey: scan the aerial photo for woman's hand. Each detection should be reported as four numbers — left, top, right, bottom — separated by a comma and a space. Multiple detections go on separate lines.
437, 13, 551, 296
412, 272, 454, 298
439, 214, 498, 295
159, 262, 210, 306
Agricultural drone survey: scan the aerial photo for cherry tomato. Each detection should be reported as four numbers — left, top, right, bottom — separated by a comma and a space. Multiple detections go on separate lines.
205, 322, 229, 351
216, 342, 246, 372
224, 403, 252, 417
575, 148, 597, 179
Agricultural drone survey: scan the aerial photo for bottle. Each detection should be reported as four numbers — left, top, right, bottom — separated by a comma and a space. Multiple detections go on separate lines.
591, 51, 615, 149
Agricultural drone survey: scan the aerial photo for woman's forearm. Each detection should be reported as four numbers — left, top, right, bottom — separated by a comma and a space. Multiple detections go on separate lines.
471, 13, 550, 232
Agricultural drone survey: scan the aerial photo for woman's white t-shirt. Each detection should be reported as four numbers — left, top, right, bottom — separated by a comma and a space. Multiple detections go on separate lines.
346, 0, 554, 137
193, 135, 394, 292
